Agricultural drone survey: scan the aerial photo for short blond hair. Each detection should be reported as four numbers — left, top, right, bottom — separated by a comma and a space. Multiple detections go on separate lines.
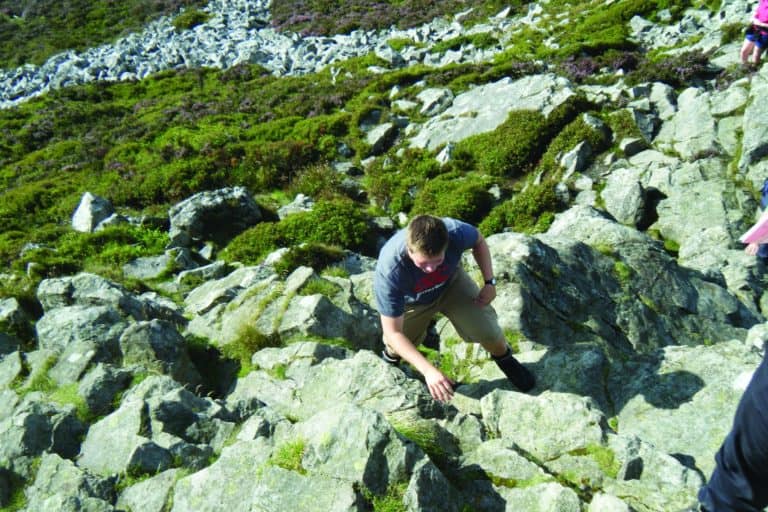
406, 215, 448, 256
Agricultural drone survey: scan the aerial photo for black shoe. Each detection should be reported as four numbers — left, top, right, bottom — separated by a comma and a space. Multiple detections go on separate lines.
423, 321, 440, 351
493, 349, 535, 392
381, 348, 401, 365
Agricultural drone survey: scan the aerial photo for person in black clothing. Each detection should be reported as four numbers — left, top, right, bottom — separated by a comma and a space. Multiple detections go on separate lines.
698, 348, 768, 511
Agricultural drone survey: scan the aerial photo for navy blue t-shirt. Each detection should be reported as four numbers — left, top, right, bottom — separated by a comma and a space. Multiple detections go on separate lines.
374, 218, 478, 318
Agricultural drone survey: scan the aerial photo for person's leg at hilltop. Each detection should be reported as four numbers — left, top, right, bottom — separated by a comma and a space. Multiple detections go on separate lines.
742, 29, 757, 65
698, 349, 768, 511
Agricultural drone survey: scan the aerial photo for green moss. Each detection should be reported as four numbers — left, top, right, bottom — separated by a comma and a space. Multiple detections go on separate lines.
298, 275, 343, 298
479, 180, 559, 235
387, 37, 423, 52
219, 222, 283, 265
0, 489, 27, 511
268, 364, 288, 380
639, 294, 660, 313
364, 148, 447, 214
369, 482, 408, 512
454, 110, 550, 178
223, 199, 374, 266
15, 224, 168, 282
388, 414, 445, 460
321, 266, 351, 279
410, 173, 495, 225
14, 354, 57, 395
493, 27, 546, 63
663, 238, 680, 255
172, 8, 211, 31
606, 109, 645, 144
49, 382, 93, 423
222, 325, 283, 377
488, 472, 552, 489
431, 33, 500, 55
721, 22, 745, 45
613, 261, 633, 283
535, 110, 611, 179
568, 443, 621, 479
269, 439, 307, 474
504, 330, 524, 353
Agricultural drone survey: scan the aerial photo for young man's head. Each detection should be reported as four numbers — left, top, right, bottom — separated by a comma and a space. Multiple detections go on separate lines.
406, 215, 448, 273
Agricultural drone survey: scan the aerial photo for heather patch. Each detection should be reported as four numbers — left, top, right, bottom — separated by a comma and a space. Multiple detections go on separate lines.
0, 0, 208, 67
269, 0, 524, 36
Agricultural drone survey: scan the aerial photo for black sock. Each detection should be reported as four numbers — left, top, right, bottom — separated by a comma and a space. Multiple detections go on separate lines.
491, 345, 512, 361
492, 346, 535, 392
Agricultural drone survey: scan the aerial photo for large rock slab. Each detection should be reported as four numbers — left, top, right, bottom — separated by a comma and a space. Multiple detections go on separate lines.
409, 74, 576, 151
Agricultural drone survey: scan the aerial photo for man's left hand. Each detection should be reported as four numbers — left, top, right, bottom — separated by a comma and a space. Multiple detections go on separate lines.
474, 283, 496, 306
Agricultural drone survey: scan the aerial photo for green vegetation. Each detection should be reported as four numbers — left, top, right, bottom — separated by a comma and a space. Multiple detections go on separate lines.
387, 37, 424, 52
0, 0, 722, 307
12, 354, 58, 395
569, 444, 621, 479
269, 0, 526, 36
388, 413, 445, 460
49, 382, 93, 422
487, 471, 552, 489
613, 260, 633, 282
368, 483, 408, 512
269, 438, 308, 474
430, 338, 485, 384
172, 8, 210, 31
12, 224, 168, 281
221, 200, 373, 267
410, 173, 495, 225
431, 33, 500, 55
222, 325, 283, 377
0, 466, 32, 511
453, 110, 552, 178
274, 244, 347, 278
0, 0, 209, 67
298, 276, 343, 298
9, 355, 96, 423
479, 180, 559, 235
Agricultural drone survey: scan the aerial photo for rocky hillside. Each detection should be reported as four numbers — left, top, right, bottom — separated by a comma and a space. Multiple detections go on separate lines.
0, 0, 766, 511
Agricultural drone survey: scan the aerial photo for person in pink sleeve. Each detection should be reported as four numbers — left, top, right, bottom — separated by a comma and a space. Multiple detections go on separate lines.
741, 0, 768, 66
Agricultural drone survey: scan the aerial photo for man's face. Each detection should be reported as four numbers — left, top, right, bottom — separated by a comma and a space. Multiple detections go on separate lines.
408, 249, 445, 274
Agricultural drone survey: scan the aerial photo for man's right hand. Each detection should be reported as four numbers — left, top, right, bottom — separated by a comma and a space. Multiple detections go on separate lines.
424, 368, 455, 402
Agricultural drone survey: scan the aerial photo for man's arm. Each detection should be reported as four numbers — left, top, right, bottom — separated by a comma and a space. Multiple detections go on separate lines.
471, 232, 496, 306
380, 314, 455, 402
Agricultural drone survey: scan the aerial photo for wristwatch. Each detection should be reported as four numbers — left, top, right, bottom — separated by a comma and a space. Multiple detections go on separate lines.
484, 277, 496, 286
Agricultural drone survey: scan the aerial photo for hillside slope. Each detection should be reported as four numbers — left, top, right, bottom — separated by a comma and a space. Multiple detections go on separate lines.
0, 0, 766, 511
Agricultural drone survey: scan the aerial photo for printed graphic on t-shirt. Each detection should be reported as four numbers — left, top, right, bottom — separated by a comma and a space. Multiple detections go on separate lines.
413, 263, 451, 295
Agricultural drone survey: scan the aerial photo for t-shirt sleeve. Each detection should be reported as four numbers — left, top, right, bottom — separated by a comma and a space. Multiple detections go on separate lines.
374, 267, 405, 318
